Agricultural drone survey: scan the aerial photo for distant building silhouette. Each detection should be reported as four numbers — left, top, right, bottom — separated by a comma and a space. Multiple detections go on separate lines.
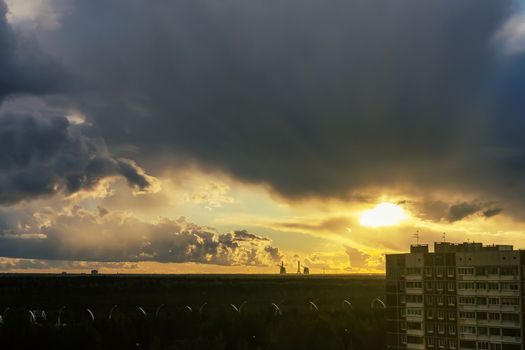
91, 269, 99, 276
386, 241, 522, 350
303, 266, 310, 275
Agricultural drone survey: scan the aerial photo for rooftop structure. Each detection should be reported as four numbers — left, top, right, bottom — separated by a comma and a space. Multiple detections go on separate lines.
279, 261, 287, 274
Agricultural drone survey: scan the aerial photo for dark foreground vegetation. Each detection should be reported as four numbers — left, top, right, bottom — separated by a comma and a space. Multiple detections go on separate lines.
0, 274, 385, 350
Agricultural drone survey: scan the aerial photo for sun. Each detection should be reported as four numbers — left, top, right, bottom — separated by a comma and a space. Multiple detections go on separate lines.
359, 202, 407, 228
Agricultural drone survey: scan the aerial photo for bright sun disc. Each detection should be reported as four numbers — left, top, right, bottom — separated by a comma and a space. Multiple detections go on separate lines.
359, 202, 407, 227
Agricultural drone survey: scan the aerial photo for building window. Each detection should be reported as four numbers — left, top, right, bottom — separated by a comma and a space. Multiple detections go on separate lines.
448, 340, 456, 349
489, 344, 501, 350
459, 282, 475, 290
501, 297, 519, 306
489, 328, 501, 336
488, 297, 499, 305
447, 267, 455, 277
426, 309, 435, 320
501, 312, 519, 322
406, 295, 422, 303
406, 267, 422, 275
500, 266, 518, 276
460, 326, 476, 334
488, 312, 500, 321
425, 281, 433, 291
448, 311, 456, 320
477, 297, 487, 305
476, 312, 487, 321
447, 282, 455, 291
407, 308, 422, 316
459, 296, 475, 305
476, 282, 487, 290
478, 327, 488, 336
476, 267, 486, 275
478, 342, 489, 350
448, 296, 455, 306
502, 328, 520, 337
488, 282, 499, 290
427, 337, 434, 348
500, 282, 519, 291
406, 336, 423, 344
424, 267, 433, 277
459, 311, 475, 319
407, 322, 422, 330
457, 267, 474, 275
426, 322, 434, 334
406, 281, 422, 289
437, 323, 445, 334
448, 324, 456, 335
437, 310, 445, 320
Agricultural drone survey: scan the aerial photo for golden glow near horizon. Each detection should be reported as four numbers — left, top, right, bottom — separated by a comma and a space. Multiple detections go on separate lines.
359, 202, 407, 228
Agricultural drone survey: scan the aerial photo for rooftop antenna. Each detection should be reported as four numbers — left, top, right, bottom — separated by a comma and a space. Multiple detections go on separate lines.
442, 232, 446, 242
413, 230, 420, 245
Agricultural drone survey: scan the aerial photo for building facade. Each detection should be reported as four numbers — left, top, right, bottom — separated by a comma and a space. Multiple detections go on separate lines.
386, 242, 523, 350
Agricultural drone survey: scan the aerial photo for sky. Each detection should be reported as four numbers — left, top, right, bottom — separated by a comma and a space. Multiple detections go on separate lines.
1, 0, 525, 274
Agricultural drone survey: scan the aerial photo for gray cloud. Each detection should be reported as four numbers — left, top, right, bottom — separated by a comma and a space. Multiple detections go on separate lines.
415, 200, 505, 223
31, 0, 516, 197
0, 1, 66, 101
2, 0, 525, 218
0, 258, 138, 271
483, 207, 504, 218
0, 208, 281, 266
0, 111, 157, 205
447, 202, 482, 222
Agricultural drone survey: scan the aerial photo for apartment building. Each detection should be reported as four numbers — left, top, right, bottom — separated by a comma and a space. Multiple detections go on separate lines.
386, 242, 523, 350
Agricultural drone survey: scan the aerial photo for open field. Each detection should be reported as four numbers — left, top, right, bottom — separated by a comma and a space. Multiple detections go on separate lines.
0, 274, 386, 350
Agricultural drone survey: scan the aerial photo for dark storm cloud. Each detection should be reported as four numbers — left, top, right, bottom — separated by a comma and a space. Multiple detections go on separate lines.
447, 202, 482, 222
414, 200, 504, 223
0, 1, 66, 101
0, 210, 282, 266
483, 207, 504, 218
4, 1, 525, 217
0, 111, 157, 205
34, 0, 525, 204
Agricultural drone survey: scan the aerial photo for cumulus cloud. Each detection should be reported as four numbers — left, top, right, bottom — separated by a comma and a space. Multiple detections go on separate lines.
345, 246, 383, 271
0, 207, 282, 266
0, 111, 159, 205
